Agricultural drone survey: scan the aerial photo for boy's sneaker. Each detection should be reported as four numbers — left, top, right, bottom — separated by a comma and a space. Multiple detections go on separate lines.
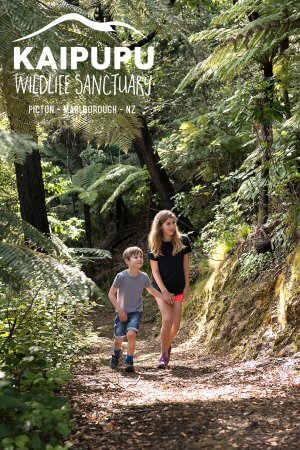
109, 351, 122, 369
157, 353, 169, 369
124, 359, 135, 372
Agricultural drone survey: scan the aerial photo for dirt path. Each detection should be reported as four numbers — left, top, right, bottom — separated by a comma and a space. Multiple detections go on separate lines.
66, 300, 300, 449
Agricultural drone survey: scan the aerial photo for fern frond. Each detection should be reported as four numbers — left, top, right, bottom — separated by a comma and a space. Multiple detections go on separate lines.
100, 169, 148, 214
0, 129, 38, 163
0, 209, 62, 256
284, 111, 300, 131
0, 210, 109, 298
69, 247, 111, 263
72, 163, 105, 189
0, 241, 99, 298
87, 164, 139, 192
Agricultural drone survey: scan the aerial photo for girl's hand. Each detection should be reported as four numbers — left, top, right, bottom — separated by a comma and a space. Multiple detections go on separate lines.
162, 291, 173, 305
117, 308, 128, 322
183, 286, 190, 302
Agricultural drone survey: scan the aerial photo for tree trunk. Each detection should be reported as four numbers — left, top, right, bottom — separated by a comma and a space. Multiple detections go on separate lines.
1, 79, 50, 234
134, 115, 176, 210
134, 115, 196, 234
257, 59, 274, 226
14, 152, 50, 234
245, 1, 274, 226
257, 122, 272, 225
83, 204, 92, 247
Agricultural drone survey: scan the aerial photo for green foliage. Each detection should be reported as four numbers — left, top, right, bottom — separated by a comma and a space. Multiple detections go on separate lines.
0, 281, 93, 449
42, 162, 72, 199
181, 0, 299, 84
0, 365, 73, 449
48, 214, 85, 242
199, 195, 250, 255
239, 250, 273, 282
0, 157, 18, 213
0, 211, 100, 300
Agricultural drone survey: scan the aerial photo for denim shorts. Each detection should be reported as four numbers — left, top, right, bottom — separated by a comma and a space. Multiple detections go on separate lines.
114, 311, 142, 339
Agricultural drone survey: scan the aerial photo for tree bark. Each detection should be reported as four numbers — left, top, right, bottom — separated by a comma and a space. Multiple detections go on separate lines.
83, 204, 92, 247
257, 59, 274, 226
257, 122, 272, 225
1, 79, 50, 234
134, 115, 176, 210
134, 115, 196, 234
14, 152, 50, 234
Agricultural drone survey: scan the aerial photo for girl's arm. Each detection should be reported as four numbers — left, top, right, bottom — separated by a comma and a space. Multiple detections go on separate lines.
183, 253, 191, 298
149, 260, 173, 303
108, 286, 127, 321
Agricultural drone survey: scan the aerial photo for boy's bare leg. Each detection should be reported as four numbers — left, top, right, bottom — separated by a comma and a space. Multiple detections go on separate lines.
126, 330, 136, 356
114, 337, 124, 351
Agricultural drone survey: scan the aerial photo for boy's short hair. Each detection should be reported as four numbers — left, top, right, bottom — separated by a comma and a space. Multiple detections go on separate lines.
123, 246, 143, 260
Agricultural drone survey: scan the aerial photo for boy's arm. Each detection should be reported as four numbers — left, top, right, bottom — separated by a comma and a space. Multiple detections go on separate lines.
146, 286, 173, 303
108, 286, 127, 321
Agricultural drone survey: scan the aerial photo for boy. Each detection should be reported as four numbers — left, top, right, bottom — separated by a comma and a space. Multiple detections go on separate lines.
108, 246, 165, 372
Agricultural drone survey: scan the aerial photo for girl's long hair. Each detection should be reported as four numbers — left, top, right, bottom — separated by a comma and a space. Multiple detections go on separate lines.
148, 210, 185, 257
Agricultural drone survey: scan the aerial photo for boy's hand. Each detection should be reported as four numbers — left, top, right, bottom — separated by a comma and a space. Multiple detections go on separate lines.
117, 308, 127, 322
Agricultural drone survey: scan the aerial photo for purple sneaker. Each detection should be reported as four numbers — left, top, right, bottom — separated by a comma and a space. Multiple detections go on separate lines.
157, 353, 169, 369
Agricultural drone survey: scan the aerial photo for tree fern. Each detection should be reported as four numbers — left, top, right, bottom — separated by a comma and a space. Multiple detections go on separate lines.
86, 164, 139, 192
179, 0, 300, 86
60, 163, 148, 216
69, 247, 111, 263
0, 241, 98, 298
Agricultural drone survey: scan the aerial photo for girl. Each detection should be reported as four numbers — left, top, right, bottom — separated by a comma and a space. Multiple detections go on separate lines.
148, 210, 192, 368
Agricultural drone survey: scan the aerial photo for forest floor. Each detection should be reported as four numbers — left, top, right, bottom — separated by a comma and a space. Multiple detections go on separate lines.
65, 299, 300, 450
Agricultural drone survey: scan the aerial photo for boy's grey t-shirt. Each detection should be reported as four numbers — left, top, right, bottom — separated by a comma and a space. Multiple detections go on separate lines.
112, 270, 151, 313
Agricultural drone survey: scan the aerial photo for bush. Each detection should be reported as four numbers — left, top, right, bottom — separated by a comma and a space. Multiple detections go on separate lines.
0, 282, 95, 449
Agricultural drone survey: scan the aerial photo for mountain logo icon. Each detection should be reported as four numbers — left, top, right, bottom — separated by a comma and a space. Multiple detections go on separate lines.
13, 13, 143, 42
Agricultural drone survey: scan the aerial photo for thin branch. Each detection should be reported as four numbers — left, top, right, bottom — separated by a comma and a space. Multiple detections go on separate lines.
128, 29, 158, 50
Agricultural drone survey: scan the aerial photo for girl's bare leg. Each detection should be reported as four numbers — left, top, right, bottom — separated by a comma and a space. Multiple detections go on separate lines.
155, 297, 173, 354
169, 301, 183, 345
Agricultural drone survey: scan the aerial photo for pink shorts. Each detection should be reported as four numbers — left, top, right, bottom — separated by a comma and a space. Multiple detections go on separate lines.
173, 293, 184, 302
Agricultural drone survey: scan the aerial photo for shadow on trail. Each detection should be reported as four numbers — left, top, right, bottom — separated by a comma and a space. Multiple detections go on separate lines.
71, 387, 300, 450
169, 365, 217, 377
134, 365, 218, 382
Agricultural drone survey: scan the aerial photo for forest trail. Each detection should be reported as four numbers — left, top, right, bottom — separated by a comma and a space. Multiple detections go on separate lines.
66, 300, 300, 450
